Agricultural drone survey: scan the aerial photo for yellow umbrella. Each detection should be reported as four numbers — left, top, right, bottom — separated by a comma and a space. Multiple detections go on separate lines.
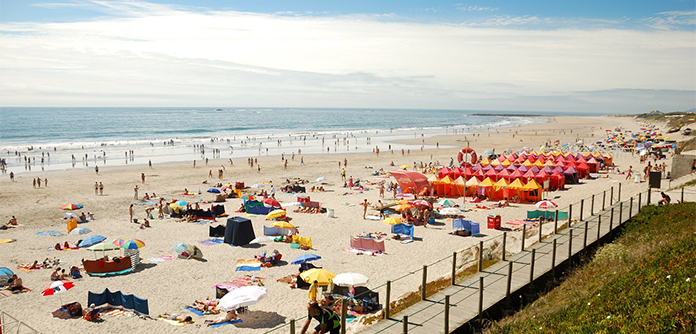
395, 204, 414, 211
266, 209, 287, 220
395, 199, 409, 205
271, 221, 295, 229
383, 217, 401, 225
169, 203, 182, 213
300, 268, 336, 286
400, 165, 411, 169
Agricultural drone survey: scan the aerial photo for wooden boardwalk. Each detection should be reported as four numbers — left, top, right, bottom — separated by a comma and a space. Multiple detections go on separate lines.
358, 197, 640, 334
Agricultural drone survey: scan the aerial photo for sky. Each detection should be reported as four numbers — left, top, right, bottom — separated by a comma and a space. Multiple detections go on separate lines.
0, 0, 695, 113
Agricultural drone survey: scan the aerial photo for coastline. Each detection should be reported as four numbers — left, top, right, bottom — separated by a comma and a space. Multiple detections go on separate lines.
0, 114, 687, 334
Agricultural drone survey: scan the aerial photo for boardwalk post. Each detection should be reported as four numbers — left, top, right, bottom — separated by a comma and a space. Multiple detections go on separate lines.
619, 202, 623, 225
647, 188, 651, 205
421, 265, 427, 301
610, 208, 614, 231
610, 187, 614, 205
502, 232, 507, 261
603, 190, 606, 210
597, 214, 602, 240
403, 315, 408, 334
521, 225, 526, 251
478, 241, 484, 272
385, 281, 391, 319
629, 197, 633, 217
529, 249, 536, 283
638, 192, 642, 209
554, 210, 559, 234
591, 194, 595, 215
444, 295, 450, 334
583, 220, 588, 248
290, 319, 295, 334
568, 229, 573, 258
341, 299, 347, 334
580, 199, 584, 222
682, 187, 685, 203
538, 220, 543, 243
478, 277, 484, 320
618, 183, 621, 202
568, 204, 573, 226
552, 239, 557, 276
451, 252, 457, 285
506, 262, 513, 297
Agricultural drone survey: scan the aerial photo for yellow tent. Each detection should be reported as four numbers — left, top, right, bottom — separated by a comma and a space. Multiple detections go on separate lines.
439, 175, 454, 184
451, 176, 467, 196
493, 178, 509, 191
501, 159, 511, 167
480, 158, 491, 166
534, 160, 545, 167
479, 177, 495, 187
522, 178, 543, 202
522, 160, 533, 167
507, 178, 525, 190
490, 159, 501, 166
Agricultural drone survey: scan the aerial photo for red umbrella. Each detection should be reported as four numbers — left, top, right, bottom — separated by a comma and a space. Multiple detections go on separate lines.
262, 198, 281, 208
535, 200, 558, 209
411, 200, 432, 208
42, 280, 75, 305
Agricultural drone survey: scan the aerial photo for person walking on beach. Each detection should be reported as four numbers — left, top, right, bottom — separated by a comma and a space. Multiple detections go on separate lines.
33, 178, 36, 188
362, 199, 369, 220
44, 178, 48, 187
341, 168, 346, 181
9, 172, 14, 181
99, 182, 104, 195
129, 204, 134, 222
141, 173, 145, 184
37, 178, 41, 188
308, 280, 318, 303
95, 182, 99, 195
625, 166, 633, 180
95, 166, 99, 174
134, 185, 139, 200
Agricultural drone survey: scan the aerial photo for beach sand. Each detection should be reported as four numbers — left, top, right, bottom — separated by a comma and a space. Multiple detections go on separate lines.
1, 115, 693, 334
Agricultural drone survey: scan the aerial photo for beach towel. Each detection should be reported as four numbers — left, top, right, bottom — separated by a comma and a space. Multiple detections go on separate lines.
199, 238, 225, 246
11, 287, 31, 294
235, 259, 262, 271
215, 276, 266, 291
185, 307, 205, 316
148, 255, 177, 262
159, 318, 195, 326
17, 266, 41, 272
37, 231, 64, 237
210, 319, 243, 328
365, 215, 381, 221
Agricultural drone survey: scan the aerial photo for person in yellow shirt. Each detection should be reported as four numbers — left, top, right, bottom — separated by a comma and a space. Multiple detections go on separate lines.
308, 280, 318, 303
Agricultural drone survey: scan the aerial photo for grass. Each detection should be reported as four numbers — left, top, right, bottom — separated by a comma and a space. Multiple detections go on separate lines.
486, 202, 696, 333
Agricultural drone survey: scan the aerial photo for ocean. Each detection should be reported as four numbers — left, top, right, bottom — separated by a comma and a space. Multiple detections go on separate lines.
0, 107, 563, 174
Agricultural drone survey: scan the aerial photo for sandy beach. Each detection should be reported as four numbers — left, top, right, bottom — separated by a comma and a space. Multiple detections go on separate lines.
1, 115, 694, 334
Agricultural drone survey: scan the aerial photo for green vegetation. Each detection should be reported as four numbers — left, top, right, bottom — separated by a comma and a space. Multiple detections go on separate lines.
634, 111, 695, 133
487, 203, 696, 333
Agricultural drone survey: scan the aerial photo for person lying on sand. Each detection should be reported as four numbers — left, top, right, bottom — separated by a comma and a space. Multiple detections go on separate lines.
205, 310, 237, 326
160, 313, 193, 323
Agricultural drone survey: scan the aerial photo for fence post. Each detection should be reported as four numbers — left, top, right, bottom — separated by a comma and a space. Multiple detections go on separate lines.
341, 299, 347, 334
583, 220, 588, 248
568, 229, 573, 258
638, 192, 642, 209
647, 188, 651, 205
421, 265, 427, 301
619, 202, 623, 225
506, 262, 513, 298
610, 208, 615, 230
403, 315, 408, 334
597, 214, 602, 240
568, 204, 573, 226
290, 319, 295, 334
521, 225, 526, 251
478, 277, 484, 320
385, 281, 391, 319
591, 194, 595, 215
603, 190, 606, 210
502, 232, 507, 261
478, 241, 484, 272
451, 252, 457, 285
580, 199, 584, 222
629, 197, 633, 217
552, 239, 557, 276
618, 183, 621, 202
554, 210, 559, 233
538, 220, 543, 243
444, 295, 450, 333
529, 249, 536, 283
610, 187, 614, 205
682, 187, 685, 203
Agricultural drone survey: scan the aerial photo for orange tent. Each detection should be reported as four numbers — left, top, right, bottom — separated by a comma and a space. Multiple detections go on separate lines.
521, 179, 542, 202
451, 176, 467, 197
506, 178, 525, 201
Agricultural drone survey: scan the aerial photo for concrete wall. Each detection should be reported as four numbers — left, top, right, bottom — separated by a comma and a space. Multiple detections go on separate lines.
670, 154, 696, 179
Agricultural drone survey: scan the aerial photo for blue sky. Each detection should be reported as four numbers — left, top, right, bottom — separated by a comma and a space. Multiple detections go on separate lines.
0, 0, 694, 112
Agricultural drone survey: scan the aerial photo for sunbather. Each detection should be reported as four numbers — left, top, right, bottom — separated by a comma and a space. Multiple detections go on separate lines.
205, 310, 237, 326
160, 313, 193, 323
7, 274, 23, 291
50, 268, 60, 281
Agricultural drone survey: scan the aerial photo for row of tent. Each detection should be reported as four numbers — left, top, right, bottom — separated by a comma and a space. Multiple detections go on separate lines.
430, 176, 547, 202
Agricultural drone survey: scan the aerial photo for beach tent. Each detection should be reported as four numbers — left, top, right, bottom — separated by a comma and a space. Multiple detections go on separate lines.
437, 166, 452, 180
550, 171, 566, 190
586, 157, 600, 172
389, 170, 433, 196
517, 165, 529, 173
451, 176, 467, 197
576, 163, 589, 178
224, 217, 256, 246
465, 177, 480, 196
245, 200, 273, 215
478, 177, 495, 198
492, 178, 509, 200
473, 168, 486, 181
506, 178, 525, 201
563, 166, 580, 184
391, 223, 414, 238
88, 288, 149, 315
435, 175, 454, 196
209, 225, 226, 237
0, 267, 13, 286
521, 179, 543, 202
484, 168, 499, 181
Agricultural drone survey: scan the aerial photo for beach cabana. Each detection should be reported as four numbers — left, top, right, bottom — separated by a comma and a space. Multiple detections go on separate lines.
576, 162, 589, 178
390, 170, 433, 196
435, 175, 454, 197
521, 179, 543, 202
563, 166, 580, 184
478, 177, 495, 199
550, 171, 566, 190
492, 178, 509, 200
586, 157, 600, 172
506, 178, 525, 202
465, 177, 479, 196
473, 168, 486, 181
484, 168, 499, 181
451, 176, 467, 197
437, 167, 452, 180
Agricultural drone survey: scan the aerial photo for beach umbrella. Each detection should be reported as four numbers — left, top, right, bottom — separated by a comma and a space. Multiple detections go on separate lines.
535, 200, 558, 209
242, 194, 256, 200
484, 150, 495, 155
263, 198, 281, 208
207, 188, 221, 193
218, 286, 267, 312
291, 254, 321, 265
400, 165, 411, 169
332, 273, 370, 287
0, 267, 14, 284
78, 235, 106, 247
395, 199, 409, 205
63, 212, 79, 219
120, 239, 146, 249
266, 209, 287, 220
250, 184, 265, 188
249, 236, 274, 244
383, 217, 401, 225
271, 221, 295, 229
86, 242, 120, 251
412, 200, 432, 208
173, 243, 203, 259
60, 204, 83, 210
395, 204, 413, 211
175, 200, 188, 206
438, 199, 456, 206
110, 238, 128, 246
295, 193, 309, 199
300, 268, 336, 285
68, 227, 91, 236
315, 177, 327, 182
439, 207, 461, 216
42, 279, 75, 305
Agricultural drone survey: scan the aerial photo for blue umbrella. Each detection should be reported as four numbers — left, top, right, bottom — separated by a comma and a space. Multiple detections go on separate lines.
176, 200, 188, 206
0, 267, 14, 283
78, 235, 106, 248
291, 254, 321, 265
69, 227, 91, 236
484, 150, 495, 155
207, 188, 221, 193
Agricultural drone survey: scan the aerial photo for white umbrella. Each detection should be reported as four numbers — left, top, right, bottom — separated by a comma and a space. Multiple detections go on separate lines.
250, 184, 265, 188
439, 207, 461, 216
332, 273, 370, 287
315, 177, 327, 182
535, 200, 558, 209
249, 236, 274, 244
218, 286, 267, 311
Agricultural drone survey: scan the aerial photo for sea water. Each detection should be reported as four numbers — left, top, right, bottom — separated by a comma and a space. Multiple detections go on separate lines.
0, 107, 559, 174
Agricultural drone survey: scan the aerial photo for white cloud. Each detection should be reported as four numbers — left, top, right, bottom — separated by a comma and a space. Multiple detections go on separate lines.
641, 10, 696, 30
0, 1, 694, 112
455, 4, 498, 12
